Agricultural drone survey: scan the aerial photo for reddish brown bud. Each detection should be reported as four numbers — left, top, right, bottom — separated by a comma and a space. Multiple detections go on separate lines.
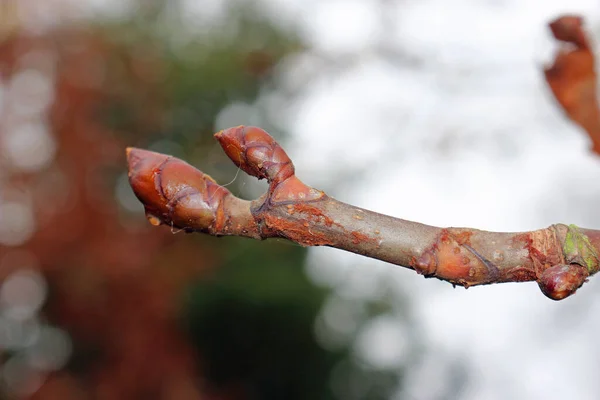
126, 148, 230, 231
126, 147, 169, 213
214, 126, 294, 185
537, 264, 588, 301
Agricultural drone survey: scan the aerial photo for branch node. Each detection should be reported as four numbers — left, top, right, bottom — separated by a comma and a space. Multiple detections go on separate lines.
562, 224, 600, 274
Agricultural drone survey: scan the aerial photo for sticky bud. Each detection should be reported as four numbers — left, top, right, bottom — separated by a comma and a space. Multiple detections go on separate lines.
127, 147, 230, 231
538, 264, 588, 301
214, 126, 323, 203
214, 126, 294, 184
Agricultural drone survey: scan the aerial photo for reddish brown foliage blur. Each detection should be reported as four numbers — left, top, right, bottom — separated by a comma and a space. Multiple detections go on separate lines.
545, 15, 600, 155
0, 30, 214, 399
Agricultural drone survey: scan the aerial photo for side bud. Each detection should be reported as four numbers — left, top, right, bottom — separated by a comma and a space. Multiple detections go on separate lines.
214, 126, 294, 185
538, 264, 588, 301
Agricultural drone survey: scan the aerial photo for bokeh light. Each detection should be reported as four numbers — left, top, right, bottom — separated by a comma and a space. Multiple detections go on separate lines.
0, 203, 36, 247
0, 268, 46, 320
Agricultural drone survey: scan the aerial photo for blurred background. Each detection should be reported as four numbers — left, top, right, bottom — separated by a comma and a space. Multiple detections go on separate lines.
0, 0, 600, 399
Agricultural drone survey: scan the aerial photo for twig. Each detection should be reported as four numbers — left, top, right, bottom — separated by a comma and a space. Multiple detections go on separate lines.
127, 126, 600, 301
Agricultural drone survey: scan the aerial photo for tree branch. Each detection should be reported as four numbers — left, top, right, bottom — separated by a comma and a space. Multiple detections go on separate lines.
127, 126, 600, 301
127, 15, 600, 301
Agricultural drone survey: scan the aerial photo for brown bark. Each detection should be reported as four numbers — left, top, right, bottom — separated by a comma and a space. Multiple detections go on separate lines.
127, 126, 600, 301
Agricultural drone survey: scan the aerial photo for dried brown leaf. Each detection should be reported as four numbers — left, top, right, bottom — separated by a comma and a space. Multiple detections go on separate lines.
545, 15, 600, 155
